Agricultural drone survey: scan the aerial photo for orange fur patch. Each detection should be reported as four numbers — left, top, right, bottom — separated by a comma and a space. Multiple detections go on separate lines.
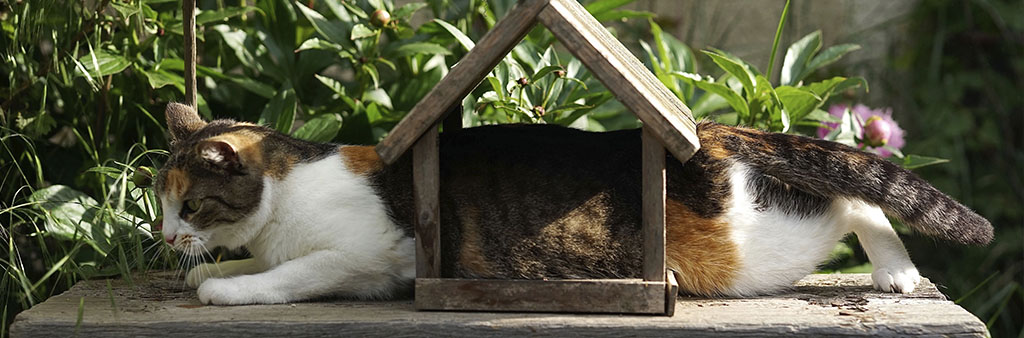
340, 146, 383, 176
165, 168, 191, 200
665, 198, 739, 296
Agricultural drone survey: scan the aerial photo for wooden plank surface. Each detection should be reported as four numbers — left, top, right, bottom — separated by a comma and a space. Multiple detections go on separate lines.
415, 279, 667, 314
412, 127, 440, 278
539, 0, 700, 163
375, 0, 550, 164
11, 273, 988, 337
641, 126, 666, 282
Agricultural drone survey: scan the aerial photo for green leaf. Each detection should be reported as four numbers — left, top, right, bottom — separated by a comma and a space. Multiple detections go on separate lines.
296, 37, 344, 52
196, 6, 260, 25
77, 50, 131, 78
110, 2, 140, 19
393, 2, 427, 19
584, 0, 635, 16
350, 23, 376, 40
834, 76, 869, 93
388, 42, 451, 57
292, 114, 343, 142
902, 155, 950, 169
681, 75, 749, 118
362, 88, 393, 110
487, 76, 506, 100
775, 86, 821, 122
434, 19, 475, 51
650, 19, 672, 73
799, 43, 860, 82
142, 69, 182, 89
361, 63, 380, 89
30, 185, 113, 254
780, 31, 822, 86
531, 65, 562, 81
259, 87, 297, 134
315, 74, 345, 96
212, 25, 258, 70
703, 50, 755, 99
559, 76, 589, 91
804, 109, 840, 123
340, 1, 368, 19
295, 1, 351, 45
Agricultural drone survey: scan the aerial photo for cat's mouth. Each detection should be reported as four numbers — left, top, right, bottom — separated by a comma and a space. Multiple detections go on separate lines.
155, 220, 208, 255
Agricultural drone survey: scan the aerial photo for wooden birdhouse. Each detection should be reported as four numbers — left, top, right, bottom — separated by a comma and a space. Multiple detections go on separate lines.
374, 0, 700, 315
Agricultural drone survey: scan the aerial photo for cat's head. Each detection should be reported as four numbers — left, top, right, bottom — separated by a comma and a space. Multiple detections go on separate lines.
155, 103, 272, 254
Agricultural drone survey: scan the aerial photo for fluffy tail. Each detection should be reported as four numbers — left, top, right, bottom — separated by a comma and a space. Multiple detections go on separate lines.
700, 122, 994, 245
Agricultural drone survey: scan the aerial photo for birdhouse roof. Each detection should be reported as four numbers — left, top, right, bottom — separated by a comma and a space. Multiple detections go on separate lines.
374, 0, 700, 164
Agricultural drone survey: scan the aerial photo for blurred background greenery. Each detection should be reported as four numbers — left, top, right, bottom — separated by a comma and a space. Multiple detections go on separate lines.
1, 0, 1020, 336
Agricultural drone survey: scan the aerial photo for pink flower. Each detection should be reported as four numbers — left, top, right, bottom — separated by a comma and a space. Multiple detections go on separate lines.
862, 116, 891, 147
817, 104, 905, 157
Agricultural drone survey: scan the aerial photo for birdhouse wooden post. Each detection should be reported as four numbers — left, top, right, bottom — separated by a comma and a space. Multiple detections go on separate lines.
374, 0, 700, 315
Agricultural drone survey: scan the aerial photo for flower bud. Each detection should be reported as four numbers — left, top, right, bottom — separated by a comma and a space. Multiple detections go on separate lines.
532, 105, 545, 117
554, 70, 566, 78
862, 115, 891, 147
132, 166, 155, 188
517, 77, 529, 86
370, 9, 391, 27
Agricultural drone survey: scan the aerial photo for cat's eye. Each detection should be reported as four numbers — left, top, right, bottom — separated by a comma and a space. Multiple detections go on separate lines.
184, 199, 202, 214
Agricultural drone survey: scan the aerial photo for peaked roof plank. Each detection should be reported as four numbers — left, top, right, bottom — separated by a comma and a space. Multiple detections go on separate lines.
539, 0, 699, 162
375, 0, 701, 164
375, 0, 550, 164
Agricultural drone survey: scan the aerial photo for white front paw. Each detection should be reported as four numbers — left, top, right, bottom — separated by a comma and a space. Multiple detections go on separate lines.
198, 278, 251, 305
186, 263, 217, 288
871, 266, 921, 294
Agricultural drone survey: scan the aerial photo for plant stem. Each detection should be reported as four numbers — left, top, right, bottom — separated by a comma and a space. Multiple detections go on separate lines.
765, 0, 791, 82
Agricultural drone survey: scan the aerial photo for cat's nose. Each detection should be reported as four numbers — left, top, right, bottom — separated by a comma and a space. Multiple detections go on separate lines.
165, 234, 175, 245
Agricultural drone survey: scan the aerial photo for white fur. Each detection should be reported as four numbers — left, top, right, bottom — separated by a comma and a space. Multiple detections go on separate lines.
165, 152, 414, 305
721, 162, 921, 296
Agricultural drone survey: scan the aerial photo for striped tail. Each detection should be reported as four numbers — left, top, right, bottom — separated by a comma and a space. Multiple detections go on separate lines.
699, 122, 993, 245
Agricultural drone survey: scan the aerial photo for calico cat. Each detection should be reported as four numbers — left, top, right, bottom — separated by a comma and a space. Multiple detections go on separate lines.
155, 103, 993, 305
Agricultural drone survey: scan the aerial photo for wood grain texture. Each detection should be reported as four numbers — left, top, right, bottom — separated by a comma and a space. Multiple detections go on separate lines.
415, 279, 667, 314
539, 0, 700, 163
413, 126, 440, 278
10, 273, 988, 337
665, 270, 679, 316
375, 0, 550, 164
183, 0, 197, 107
642, 126, 666, 282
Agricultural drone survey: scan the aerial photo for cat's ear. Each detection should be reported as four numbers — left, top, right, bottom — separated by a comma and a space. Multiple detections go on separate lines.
197, 139, 243, 173
165, 103, 207, 143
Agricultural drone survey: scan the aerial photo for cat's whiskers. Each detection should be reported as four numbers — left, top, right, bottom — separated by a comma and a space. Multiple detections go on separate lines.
197, 242, 223, 278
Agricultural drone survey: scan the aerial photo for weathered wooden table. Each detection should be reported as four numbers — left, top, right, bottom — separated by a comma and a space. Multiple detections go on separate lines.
10, 272, 987, 337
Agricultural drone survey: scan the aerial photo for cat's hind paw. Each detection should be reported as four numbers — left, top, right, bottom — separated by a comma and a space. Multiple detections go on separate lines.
871, 266, 921, 294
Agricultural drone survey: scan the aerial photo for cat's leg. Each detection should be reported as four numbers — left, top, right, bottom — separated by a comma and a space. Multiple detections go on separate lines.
841, 199, 921, 293
197, 250, 398, 305
186, 258, 266, 288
